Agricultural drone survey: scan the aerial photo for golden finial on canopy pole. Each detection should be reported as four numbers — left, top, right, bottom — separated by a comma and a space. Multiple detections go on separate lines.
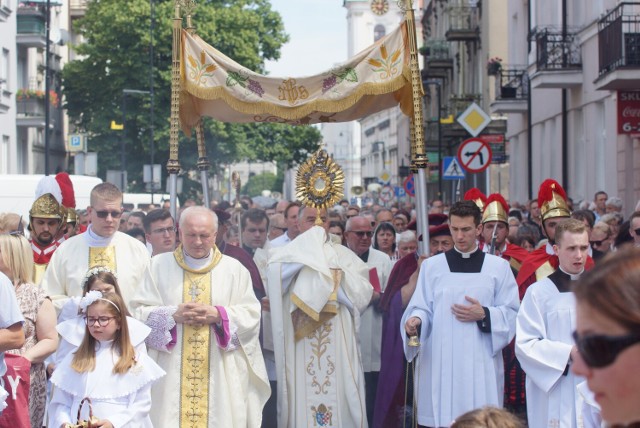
168, 0, 212, 215
399, 0, 430, 257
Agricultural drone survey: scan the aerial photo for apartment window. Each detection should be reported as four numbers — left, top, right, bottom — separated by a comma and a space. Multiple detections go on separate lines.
1, 49, 8, 89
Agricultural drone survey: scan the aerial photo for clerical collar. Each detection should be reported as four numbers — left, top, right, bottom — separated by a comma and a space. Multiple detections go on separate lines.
84, 225, 114, 247
358, 249, 370, 262
559, 266, 583, 280
445, 247, 485, 273
183, 249, 213, 270
454, 245, 479, 259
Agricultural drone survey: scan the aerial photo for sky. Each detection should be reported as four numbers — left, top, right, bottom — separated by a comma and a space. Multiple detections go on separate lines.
264, 0, 348, 78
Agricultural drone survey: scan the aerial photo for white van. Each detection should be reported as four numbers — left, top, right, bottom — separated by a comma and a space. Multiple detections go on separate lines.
122, 193, 176, 212
0, 174, 103, 219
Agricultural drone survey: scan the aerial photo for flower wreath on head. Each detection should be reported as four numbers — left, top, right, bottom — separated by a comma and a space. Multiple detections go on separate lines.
81, 266, 118, 290
79, 290, 121, 314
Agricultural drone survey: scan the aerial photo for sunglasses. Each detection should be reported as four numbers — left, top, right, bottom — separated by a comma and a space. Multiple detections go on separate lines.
351, 230, 373, 238
590, 240, 604, 247
572, 331, 640, 368
94, 209, 123, 219
635, 228, 640, 236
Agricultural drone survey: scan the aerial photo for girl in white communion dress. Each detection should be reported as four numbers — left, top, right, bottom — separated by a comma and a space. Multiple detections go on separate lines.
49, 291, 164, 428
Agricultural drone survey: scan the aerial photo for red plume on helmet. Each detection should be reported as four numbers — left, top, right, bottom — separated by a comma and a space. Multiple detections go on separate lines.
537, 179, 570, 221
482, 193, 509, 224
463, 188, 487, 211
55, 172, 76, 209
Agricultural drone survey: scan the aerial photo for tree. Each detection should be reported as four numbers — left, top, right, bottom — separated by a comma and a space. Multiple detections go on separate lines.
62, 0, 321, 193
242, 171, 281, 197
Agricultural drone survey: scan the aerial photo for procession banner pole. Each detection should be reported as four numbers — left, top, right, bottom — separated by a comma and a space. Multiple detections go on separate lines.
402, 0, 430, 256
167, 0, 185, 220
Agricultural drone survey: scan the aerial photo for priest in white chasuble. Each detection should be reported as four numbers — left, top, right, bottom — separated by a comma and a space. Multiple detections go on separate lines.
402, 201, 519, 428
130, 206, 270, 428
41, 182, 151, 312
516, 219, 589, 428
267, 206, 373, 428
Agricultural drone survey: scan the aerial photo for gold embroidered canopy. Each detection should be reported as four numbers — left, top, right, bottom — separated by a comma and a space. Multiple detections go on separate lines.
179, 21, 414, 128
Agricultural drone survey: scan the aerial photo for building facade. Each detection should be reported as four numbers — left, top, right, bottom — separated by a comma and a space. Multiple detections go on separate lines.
492, 0, 640, 212
420, 0, 510, 202
321, 0, 422, 202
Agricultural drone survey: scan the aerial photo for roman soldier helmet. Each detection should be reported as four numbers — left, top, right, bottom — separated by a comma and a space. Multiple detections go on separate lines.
538, 179, 570, 222
55, 172, 77, 225
463, 188, 487, 211
30, 176, 66, 223
482, 193, 509, 224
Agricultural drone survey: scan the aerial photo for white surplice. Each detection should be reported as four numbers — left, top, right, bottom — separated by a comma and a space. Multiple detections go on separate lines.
267, 226, 373, 428
401, 251, 519, 427
41, 229, 151, 312
516, 277, 584, 428
49, 336, 165, 428
131, 250, 270, 428
360, 248, 393, 372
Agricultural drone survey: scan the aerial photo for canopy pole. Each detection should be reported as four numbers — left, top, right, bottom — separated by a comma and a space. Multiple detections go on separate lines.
195, 120, 211, 208
402, 0, 430, 256
168, 0, 185, 220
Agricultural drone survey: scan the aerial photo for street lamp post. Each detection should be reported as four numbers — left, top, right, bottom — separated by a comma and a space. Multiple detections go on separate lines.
121, 89, 150, 193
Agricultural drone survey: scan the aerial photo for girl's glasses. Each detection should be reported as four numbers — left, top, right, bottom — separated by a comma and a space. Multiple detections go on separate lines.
84, 316, 116, 327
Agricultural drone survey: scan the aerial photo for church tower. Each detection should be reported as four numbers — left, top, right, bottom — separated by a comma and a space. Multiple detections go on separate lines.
322, 1, 420, 202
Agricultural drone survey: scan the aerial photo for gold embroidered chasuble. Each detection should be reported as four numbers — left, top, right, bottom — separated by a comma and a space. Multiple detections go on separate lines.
267, 227, 373, 428
130, 246, 270, 428
173, 245, 222, 427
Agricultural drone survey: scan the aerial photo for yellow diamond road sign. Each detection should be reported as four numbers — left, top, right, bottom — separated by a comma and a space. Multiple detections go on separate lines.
457, 102, 491, 137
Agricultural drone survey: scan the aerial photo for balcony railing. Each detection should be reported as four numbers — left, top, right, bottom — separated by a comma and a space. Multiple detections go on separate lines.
533, 28, 582, 70
17, 5, 46, 47
598, 2, 640, 76
445, 6, 480, 41
494, 68, 529, 100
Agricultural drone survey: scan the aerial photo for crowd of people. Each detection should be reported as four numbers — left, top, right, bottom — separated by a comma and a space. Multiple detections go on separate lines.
0, 173, 639, 428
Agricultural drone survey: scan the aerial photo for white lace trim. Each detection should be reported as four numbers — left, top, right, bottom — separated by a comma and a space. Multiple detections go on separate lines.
144, 306, 177, 352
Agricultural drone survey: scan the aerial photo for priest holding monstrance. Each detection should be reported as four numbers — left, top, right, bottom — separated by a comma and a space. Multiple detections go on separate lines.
267, 149, 373, 428
131, 206, 270, 427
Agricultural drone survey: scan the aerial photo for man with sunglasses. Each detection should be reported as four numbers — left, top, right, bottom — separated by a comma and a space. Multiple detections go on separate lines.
42, 183, 151, 312
628, 210, 640, 247
515, 219, 590, 428
344, 215, 393, 423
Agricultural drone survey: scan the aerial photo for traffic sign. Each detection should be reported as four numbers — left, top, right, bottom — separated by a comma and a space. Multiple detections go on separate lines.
378, 170, 392, 184
394, 186, 406, 198
442, 156, 466, 180
457, 138, 493, 173
457, 103, 491, 137
67, 134, 86, 152
379, 185, 394, 202
403, 175, 415, 197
